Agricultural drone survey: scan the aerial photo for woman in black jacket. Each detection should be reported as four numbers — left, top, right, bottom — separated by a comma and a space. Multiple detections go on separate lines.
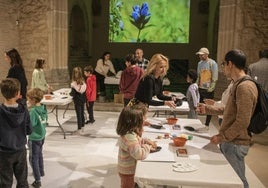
135, 53, 176, 108
5, 48, 28, 105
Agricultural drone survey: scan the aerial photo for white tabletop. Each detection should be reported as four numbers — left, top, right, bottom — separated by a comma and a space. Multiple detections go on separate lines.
149, 101, 190, 112
134, 118, 243, 188
41, 88, 73, 106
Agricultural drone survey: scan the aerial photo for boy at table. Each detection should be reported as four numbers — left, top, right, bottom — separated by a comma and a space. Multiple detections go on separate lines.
0, 78, 32, 188
27, 88, 48, 188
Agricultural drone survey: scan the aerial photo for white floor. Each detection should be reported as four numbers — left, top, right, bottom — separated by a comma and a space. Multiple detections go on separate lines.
12, 108, 265, 188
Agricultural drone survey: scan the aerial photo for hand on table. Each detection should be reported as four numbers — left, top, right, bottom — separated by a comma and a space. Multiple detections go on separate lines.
165, 100, 176, 108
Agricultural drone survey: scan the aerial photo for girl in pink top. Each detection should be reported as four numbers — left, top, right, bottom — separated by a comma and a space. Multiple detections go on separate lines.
116, 103, 156, 188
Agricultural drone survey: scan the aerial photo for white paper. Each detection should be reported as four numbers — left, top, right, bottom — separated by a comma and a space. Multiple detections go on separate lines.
142, 143, 175, 162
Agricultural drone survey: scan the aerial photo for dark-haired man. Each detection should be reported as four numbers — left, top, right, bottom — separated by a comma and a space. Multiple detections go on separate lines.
197, 49, 258, 188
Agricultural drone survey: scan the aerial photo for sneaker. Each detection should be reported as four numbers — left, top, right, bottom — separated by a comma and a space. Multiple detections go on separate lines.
32, 180, 41, 188
85, 120, 90, 124
89, 120, 95, 124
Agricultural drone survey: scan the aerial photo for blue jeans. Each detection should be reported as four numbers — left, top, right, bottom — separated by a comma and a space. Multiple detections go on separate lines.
220, 142, 249, 188
28, 140, 45, 182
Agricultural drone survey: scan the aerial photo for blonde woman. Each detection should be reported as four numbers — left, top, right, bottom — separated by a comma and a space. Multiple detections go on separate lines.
134, 54, 176, 107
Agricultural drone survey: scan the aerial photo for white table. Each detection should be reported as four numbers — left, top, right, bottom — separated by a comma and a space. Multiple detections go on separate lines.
149, 101, 190, 117
41, 88, 73, 139
134, 118, 243, 188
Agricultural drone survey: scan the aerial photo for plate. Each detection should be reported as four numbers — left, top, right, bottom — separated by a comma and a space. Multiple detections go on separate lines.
172, 162, 198, 172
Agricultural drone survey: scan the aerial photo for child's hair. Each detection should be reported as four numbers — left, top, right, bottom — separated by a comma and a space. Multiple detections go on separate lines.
35, 58, 45, 69
125, 54, 136, 65
72, 67, 84, 85
116, 103, 147, 136
84, 65, 94, 74
27, 88, 44, 103
187, 69, 198, 83
0, 78, 20, 99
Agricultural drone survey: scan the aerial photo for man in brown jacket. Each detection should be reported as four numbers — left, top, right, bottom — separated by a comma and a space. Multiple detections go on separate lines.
197, 49, 258, 188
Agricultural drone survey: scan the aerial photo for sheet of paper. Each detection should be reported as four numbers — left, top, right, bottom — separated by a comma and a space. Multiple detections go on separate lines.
142, 143, 175, 162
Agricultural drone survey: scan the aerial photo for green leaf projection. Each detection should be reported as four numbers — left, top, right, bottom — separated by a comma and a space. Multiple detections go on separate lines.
109, 0, 190, 43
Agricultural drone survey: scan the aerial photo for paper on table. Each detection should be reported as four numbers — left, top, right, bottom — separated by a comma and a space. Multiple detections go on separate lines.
142, 143, 175, 162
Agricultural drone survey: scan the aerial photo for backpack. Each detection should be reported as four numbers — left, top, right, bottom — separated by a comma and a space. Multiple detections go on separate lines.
234, 77, 268, 134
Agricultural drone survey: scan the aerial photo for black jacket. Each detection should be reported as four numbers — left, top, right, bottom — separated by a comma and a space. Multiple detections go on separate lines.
0, 103, 32, 152
135, 75, 171, 106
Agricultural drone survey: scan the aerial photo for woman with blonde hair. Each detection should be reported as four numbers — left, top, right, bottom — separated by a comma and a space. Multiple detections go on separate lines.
134, 54, 176, 107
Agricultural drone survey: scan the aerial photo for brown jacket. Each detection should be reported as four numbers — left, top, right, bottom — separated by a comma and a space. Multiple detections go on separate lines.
205, 76, 258, 145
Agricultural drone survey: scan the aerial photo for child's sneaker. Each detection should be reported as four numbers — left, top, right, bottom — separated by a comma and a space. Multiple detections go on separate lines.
32, 180, 41, 188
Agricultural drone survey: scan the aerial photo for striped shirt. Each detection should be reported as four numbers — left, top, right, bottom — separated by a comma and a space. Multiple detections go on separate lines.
117, 132, 151, 175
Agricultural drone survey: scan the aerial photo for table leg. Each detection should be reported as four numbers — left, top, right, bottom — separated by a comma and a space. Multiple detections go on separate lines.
63, 103, 70, 119
55, 106, 66, 139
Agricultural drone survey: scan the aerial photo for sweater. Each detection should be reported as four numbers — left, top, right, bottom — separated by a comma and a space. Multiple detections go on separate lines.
117, 132, 151, 175
0, 103, 32, 152
28, 105, 48, 141
95, 59, 116, 77
119, 66, 143, 99
31, 68, 48, 92
7, 65, 28, 99
85, 75, 97, 102
205, 76, 258, 145
135, 75, 171, 106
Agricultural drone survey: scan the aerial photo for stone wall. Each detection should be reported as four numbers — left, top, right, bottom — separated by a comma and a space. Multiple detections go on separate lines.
215, 0, 268, 100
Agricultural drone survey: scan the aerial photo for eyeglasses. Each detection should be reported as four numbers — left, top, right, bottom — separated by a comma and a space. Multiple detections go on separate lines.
221, 61, 227, 68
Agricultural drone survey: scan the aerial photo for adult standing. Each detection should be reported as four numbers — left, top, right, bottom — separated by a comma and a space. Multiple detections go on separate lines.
31, 58, 51, 93
197, 49, 257, 188
135, 53, 176, 108
248, 49, 268, 91
94, 51, 116, 96
5, 48, 28, 105
135, 48, 149, 70
119, 54, 144, 106
196, 47, 218, 127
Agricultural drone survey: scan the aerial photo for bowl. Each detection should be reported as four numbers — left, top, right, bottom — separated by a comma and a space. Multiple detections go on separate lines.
167, 117, 178, 125
173, 137, 187, 147
163, 90, 170, 95
44, 94, 52, 100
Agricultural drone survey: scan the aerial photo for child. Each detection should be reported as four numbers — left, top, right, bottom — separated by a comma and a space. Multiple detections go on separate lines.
186, 69, 200, 119
31, 58, 52, 93
0, 78, 32, 188
84, 66, 97, 124
116, 103, 156, 188
27, 88, 48, 188
70, 67, 87, 134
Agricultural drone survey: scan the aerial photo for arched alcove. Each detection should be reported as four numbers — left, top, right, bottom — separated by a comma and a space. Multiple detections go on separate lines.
69, 5, 88, 57
68, 3, 90, 76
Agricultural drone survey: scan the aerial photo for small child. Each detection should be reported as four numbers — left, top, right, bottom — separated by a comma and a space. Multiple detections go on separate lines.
116, 103, 156, 188
84, 66, 97, 124
186, 69, 200, 119
0, 78, 32, 188
70, 67, 87, 134
27, 88, 48, 188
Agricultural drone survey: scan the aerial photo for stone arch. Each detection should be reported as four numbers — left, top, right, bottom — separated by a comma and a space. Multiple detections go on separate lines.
68, 1, 91, 76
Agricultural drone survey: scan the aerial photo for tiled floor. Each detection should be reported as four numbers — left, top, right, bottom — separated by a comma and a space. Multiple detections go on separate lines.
13, 107, 267, 188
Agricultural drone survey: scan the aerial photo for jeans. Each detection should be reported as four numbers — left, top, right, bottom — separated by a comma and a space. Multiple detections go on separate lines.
0, 149, 29, 188
28, 140, 45, 182
86, 101, 95, 121
220, 142, 249, 188
199, 88, 214, 126
74, 103, 85, 130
